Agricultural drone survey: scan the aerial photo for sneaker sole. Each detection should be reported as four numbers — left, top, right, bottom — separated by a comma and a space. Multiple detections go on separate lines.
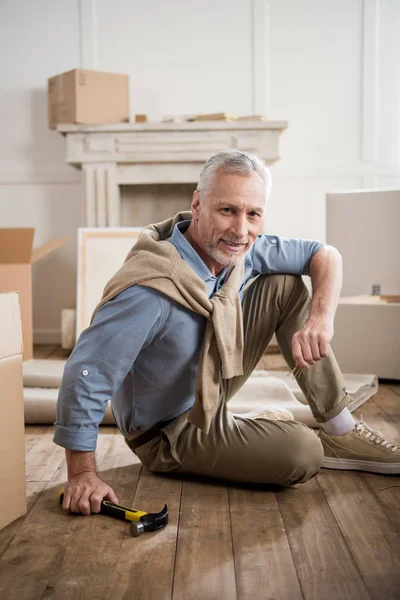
322, 457, 400, 475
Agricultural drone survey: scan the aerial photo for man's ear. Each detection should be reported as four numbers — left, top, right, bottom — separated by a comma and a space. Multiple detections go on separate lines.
191, 190, 201, 219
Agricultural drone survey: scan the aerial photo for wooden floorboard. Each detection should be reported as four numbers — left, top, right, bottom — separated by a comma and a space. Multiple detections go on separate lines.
0, 428, 118, 600
278, 476, 370, 600
172, 479, 237, 600
4, 346, 399, 599
317, 469, 400, 600
31, 345, 59, 359
106, 468, 182, 600
229, 485, 303, 600
43, 433, 141, 600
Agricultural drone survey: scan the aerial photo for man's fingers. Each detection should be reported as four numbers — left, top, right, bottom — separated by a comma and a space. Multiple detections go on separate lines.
310, 336, 323, 362
301, 343, 316, 366
319, 338, 330, 358
104, 488, 119, 505
62, 490, 72, 512
292, 337, 311, 368
67, 486, 91, 515
77, 493, 92, 516
89, 492, 104, 514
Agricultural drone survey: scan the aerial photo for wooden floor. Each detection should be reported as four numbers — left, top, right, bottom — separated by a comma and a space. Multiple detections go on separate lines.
0, 346, 399, 599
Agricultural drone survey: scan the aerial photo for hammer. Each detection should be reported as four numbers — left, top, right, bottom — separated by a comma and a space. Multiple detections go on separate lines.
58, 489, 168, 536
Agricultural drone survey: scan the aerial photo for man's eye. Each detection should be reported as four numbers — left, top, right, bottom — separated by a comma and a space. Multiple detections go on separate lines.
249, 212, 260, 218
221, 207, 233, 213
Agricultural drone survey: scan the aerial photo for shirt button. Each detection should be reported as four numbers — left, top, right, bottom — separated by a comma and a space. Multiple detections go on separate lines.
271, 239, 277, 244
82, 369, 89, 376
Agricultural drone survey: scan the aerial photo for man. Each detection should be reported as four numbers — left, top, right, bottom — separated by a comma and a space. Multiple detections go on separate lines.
55, 150, 399, 516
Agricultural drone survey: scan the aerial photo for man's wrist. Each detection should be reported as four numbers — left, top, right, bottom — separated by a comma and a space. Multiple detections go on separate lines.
69, 469, 97, 480
309, 307, 335, 320
66, 449, 97, 479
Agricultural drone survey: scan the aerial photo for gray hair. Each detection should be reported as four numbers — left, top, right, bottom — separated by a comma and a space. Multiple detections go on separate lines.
196, 150, 272, 197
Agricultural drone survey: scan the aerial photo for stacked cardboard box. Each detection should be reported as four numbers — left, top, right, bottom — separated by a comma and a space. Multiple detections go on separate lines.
0, 293, 27, 529
48, 69, 130, 129
0, 229, 68, 360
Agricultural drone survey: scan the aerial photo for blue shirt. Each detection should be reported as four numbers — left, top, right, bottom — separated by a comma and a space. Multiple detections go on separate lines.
53, 221, 325, 451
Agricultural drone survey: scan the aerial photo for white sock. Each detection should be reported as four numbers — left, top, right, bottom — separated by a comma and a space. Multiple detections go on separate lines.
321, 407, 356, 436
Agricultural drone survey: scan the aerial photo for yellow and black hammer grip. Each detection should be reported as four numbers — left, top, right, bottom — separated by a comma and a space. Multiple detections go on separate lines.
58, 489, 168, 536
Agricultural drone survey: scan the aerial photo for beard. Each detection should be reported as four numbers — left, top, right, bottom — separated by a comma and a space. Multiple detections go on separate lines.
201, 234, 250, 266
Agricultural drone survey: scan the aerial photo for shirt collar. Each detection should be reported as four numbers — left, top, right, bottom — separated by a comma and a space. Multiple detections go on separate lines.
168, 220, 225, 282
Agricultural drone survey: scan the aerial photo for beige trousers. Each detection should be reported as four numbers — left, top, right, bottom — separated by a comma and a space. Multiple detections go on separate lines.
133, 275, 351, 486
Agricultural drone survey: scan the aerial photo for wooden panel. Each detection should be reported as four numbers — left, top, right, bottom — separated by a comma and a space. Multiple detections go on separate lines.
42, 433, 141, 599
24, 426, 48, 454
0, 481, 46, 560
0, 429, 117, 599
371, 385, 400, 424
32, 344, 57, 359
277, 477, 369, 599
0, 469, 80, 598
108, 467, 182, 600
25, 426, 65, 482
353, 388, 400, 539
229, 486, 302, 600
173, 479, 237, 600
318, 470, 400, 600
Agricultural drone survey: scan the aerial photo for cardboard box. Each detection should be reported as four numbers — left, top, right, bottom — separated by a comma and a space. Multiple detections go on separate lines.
0, 229, 68, 360
331, 295, 400, 380
327, 189, 400, 297
48, 69, 130, 129
0, 292, 27, 529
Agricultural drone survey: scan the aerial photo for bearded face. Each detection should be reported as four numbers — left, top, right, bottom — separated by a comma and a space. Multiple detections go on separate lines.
189, 171, 266, 274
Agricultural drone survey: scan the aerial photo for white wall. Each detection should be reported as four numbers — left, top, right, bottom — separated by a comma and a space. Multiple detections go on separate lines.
0, 0, 399, 342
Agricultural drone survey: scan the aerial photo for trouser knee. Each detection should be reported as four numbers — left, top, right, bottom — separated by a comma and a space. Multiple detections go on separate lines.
285, 425, 324, 484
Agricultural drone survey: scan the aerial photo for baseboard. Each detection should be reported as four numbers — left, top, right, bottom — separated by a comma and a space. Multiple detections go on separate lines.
33, 329, 61, 345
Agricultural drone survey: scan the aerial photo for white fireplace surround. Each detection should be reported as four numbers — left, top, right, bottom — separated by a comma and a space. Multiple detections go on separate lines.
58, 120, 288, 227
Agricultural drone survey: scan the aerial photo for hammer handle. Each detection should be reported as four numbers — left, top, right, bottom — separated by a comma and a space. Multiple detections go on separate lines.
58, 490, 146, 522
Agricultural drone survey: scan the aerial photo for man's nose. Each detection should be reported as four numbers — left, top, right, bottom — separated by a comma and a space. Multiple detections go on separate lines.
233, 215, 248, 238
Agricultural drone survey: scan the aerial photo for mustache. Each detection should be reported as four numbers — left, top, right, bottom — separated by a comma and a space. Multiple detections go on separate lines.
221, 237, 249, 245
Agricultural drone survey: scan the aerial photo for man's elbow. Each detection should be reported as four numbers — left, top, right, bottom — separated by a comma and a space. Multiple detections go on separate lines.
316, 244, 342, 264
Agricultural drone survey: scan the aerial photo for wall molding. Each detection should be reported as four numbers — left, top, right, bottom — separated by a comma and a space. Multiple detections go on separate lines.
361, 0, 380, 164
0, 169, 80, 185
251, 0, 270, 117
1, 164, 398, 185
79, 0, 98, 69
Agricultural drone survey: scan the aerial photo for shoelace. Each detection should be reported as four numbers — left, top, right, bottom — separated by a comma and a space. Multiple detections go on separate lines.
355, 418, 398, 452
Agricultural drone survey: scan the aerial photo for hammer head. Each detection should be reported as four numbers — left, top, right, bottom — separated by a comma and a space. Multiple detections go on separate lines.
130, 504, 168, 536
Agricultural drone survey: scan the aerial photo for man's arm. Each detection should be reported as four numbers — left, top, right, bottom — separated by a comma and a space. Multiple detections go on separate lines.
55, 286, 163, 515
291, 245, 343, 368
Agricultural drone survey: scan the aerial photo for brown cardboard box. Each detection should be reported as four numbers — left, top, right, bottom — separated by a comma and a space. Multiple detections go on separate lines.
48, 69, 130, 129
0, 229, 69, 360
0, 292, 27, 529
331, 295, 400, 379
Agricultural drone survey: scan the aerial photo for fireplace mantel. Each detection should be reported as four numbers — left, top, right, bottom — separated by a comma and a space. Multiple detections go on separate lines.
58, 120, 288, 227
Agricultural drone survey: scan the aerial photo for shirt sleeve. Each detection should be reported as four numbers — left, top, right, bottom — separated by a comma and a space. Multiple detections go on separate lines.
53, 286, 164, 451
248, 235, 326, 277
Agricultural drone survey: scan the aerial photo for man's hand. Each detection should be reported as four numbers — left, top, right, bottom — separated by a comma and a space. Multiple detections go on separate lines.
62, 471, 119, 516
291, 314, 334, 368
63, 448, 118, 516
292, 244, 342, 369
